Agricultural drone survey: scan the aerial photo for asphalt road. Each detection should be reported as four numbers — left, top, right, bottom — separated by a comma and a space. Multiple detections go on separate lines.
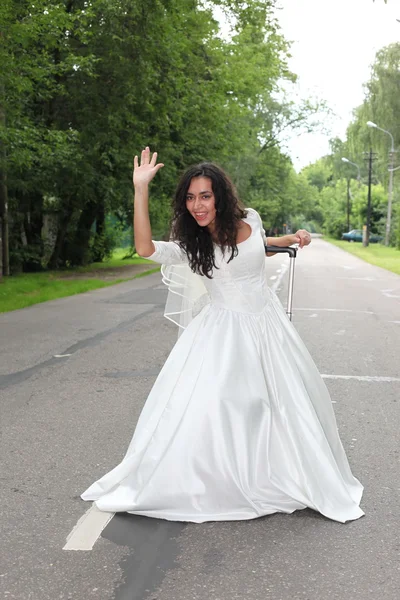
1, 238, 399, 600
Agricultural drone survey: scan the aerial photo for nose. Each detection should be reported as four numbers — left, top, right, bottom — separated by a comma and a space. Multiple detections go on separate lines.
193, 196, 203, 209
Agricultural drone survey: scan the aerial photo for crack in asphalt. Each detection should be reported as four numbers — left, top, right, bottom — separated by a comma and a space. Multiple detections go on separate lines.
0, 306, 158, 391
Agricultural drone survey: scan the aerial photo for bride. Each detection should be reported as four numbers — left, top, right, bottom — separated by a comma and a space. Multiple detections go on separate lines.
81, 147, 364, 523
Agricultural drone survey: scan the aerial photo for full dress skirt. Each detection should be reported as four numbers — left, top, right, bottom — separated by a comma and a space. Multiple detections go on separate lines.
81, 209, 364, 523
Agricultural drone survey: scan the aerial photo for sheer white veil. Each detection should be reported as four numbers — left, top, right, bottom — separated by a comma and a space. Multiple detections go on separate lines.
161, 263, 210, 337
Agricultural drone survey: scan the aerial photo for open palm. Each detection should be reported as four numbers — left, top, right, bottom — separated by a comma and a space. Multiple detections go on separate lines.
133, 147, 164, 187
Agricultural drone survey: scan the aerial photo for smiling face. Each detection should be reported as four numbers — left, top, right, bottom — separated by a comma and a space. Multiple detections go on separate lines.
185, 176, 217, 232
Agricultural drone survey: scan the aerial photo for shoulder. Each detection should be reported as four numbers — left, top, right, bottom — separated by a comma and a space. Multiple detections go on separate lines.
244, 207, 266, 238
244, 207, 263, 225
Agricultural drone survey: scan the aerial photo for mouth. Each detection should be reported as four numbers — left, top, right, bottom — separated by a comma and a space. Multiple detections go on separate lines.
193, 212, 208, 222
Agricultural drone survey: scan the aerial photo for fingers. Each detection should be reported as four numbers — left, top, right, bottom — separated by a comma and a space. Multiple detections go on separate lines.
294, 230, 311, 249
137, 147, 161, 168
294, 233, 303, 248
150, 151, 157, 167
141, 146, 150, 165
134, 155, 138, 169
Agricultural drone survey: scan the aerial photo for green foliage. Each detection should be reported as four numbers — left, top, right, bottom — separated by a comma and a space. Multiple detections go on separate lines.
297, 42, 400, 246
1, 0, 325, 273
301, 159, 333, 191
345, 44, 400, 247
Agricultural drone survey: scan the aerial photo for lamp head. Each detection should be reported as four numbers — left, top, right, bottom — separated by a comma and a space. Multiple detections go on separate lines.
367, 121, 377, 128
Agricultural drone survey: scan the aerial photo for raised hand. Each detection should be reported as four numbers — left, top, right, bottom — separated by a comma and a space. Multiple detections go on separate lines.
133, 147, 164, 187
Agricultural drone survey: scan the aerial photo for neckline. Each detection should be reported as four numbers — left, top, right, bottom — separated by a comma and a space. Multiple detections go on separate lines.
212, 211, 255, 247
213, 221, 253, 247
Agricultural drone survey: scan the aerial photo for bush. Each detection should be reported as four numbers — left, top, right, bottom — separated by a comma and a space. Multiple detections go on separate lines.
323, 217, 348, 239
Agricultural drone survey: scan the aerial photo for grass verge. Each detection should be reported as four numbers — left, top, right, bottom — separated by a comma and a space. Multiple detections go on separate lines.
71, 249, 152, 272
0, 255, 159, 314
326, 238, 400, 276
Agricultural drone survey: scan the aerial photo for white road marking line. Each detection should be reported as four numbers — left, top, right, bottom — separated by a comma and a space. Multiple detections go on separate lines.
381, 288, 400, 299
63, 503, 114, 551
337, 277, 375, 281
322, 374, 400, 383
302, 276, 375, 281
334, 330, 346, 336
54, 354, 72, 358
390, 321, 400, 324
295, 308, 374, 314
309, 313, 318, 318
271, 261, 289, 293
269, 275, 277, 280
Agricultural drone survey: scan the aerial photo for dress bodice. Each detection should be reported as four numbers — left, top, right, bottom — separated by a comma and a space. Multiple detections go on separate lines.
201, 212, 269, 314
148, 208, 270, 315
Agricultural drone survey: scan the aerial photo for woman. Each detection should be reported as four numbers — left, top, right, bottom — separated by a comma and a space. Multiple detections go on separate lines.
82, 147, 364, 523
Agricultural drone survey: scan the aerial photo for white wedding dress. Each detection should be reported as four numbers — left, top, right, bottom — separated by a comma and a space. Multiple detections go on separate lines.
81, 209, 364, 523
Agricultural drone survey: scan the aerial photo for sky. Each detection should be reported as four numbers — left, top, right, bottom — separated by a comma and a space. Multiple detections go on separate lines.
276, 0, 399, 170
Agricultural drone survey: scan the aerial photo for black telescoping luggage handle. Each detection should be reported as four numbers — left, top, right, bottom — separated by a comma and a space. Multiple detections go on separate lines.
264, 244, 297, 321
264, 245, 297, 258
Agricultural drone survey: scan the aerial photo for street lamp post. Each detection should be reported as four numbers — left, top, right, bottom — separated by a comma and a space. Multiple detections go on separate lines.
341, 157, 361, 232
341, 157, 361, 183
367, 121, 395, 246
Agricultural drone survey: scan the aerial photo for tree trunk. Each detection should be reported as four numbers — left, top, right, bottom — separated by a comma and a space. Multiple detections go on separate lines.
67, 200, 98, 266
23, 192, 44, 272
92, 203, 105, 263
0, 174, 9, 277
0, 96, 9, 277
48, 204, 74, 269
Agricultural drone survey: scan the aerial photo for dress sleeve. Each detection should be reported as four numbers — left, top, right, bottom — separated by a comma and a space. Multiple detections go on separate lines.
246, 208, 268, 244
144, 241, 188, 265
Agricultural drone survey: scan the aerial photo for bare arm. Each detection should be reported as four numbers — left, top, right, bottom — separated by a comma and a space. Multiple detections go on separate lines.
133, 147, 164, 257
265, 230, 311, 256
134, 183, 155, 257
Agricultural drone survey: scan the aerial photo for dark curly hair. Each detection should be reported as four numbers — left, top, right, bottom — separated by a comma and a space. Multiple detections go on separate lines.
171, 162, 246, 278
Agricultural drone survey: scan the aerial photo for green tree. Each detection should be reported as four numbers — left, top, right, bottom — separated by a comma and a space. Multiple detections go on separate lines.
346, 44, 400, 246
2, 0, 324, 272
